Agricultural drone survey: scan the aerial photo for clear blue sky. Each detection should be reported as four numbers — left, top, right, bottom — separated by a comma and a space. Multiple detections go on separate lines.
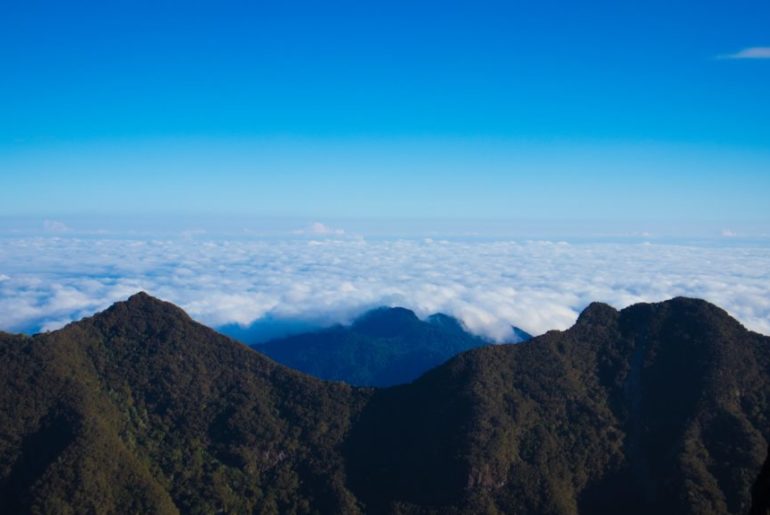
1, 0, 769, 234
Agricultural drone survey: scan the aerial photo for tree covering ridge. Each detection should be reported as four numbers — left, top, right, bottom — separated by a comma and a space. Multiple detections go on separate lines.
0, 293, 768, 514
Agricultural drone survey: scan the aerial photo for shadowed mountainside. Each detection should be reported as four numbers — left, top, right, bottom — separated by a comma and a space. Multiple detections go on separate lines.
0, 293, 768, 514
752, 449, 770, 515
254, 307, 504, 386
346, 298, 770, 514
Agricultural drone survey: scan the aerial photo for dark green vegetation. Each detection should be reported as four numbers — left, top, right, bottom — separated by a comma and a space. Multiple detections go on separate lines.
0, 294, 367, 514
752, 450, 770, 515
347, 299, 770, 514
0, 293, 768, 514
255, 307, 498, 386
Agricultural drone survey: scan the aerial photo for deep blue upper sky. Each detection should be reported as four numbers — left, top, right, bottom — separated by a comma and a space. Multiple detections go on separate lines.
1, 0, 769, 233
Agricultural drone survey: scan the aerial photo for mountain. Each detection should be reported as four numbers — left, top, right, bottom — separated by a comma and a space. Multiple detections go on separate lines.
253, 307, 490, 386
1, 293, 769, 514
0, 293, 368, 514
752, 450, 770, 515
345, 298, 770, 514
512, 325, 533, 342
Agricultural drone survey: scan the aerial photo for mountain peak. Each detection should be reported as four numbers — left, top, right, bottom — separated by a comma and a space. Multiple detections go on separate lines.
352, 307, 421, 337
118, 291, 188, 314
575, 301, 619, 327
258, 306, 488, 386
86, 292, 194, 338
123, 291, 170, 308
126, 290, 153, 301
426, 313, 467, 333
665, 296, 732, 316
619, 296, 737, 326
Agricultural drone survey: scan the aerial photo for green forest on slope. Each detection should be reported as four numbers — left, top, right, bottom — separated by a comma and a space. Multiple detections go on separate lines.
1, 293, 768, 514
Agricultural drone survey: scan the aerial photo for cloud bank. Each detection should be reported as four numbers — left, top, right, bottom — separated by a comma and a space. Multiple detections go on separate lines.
0, 237, 769, 341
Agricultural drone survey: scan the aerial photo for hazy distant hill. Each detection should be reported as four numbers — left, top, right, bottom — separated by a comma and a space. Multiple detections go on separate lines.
0, 293, 768, 514
254, 307, 501, 386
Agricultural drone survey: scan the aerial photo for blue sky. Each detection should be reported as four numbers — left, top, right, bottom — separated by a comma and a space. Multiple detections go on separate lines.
1, 0, 769, 234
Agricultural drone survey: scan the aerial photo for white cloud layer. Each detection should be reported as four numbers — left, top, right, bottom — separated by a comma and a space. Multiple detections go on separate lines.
1, 237, 769, 341
719, 47, 770, 59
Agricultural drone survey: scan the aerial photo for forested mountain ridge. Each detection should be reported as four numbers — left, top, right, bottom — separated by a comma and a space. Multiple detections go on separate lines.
347, 298, 770, 513
0, 293, 368, 514
0, 293, 768, 514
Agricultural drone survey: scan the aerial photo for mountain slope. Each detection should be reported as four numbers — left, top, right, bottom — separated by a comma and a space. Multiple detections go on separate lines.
344, 298, 770, 514
0, 294, 768, 514
0, 293, 369, 514
752, 449, 770, 515
254, 307, 490, 386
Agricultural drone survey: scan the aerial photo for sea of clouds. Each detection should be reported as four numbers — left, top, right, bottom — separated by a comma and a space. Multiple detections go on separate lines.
1, 235, 769, 341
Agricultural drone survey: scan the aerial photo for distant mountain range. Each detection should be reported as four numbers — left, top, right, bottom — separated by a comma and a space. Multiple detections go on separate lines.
0, 293, 768, 514
253, 307, 531, 386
